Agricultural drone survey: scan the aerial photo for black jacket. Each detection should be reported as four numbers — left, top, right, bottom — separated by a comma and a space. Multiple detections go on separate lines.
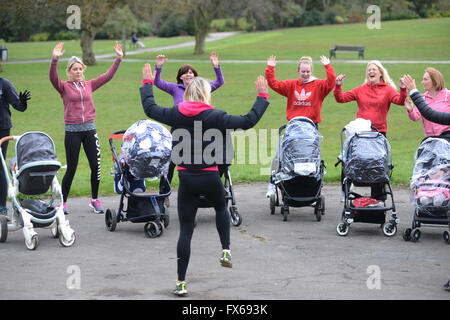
0, 77, 27, 130
140, 83, 269, 170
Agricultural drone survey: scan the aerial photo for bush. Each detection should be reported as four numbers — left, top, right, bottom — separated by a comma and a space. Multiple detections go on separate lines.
157, 14, 188, 37
53, 30, 80, 41
29, 33, 50, 42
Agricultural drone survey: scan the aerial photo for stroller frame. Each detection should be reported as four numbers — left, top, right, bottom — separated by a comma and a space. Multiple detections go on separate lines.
335, 127, 399, 237
269, 119, 326, 222
0, 132, 75, 250
105, 130, 170, 238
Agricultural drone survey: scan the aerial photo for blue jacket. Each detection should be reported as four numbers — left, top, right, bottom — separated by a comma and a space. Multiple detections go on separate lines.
0, 77, 27, 130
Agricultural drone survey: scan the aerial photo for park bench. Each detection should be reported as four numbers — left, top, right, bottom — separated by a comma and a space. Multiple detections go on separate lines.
330, 45, 365, 59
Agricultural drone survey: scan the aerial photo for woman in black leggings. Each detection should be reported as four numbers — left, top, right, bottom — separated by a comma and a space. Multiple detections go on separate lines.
140, 64, 269, 296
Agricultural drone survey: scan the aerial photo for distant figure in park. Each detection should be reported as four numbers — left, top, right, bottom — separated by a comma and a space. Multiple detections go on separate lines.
131, 33, 145, 49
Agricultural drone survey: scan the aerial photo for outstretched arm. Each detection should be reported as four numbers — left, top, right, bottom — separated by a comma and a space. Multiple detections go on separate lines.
49, 42, 65, 93
265, 55, 290, 97
90, 41, 122, 91
209, 52, 224, 92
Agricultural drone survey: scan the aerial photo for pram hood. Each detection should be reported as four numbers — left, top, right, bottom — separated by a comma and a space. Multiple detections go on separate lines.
276, 117, 322, 182
15, 132, 60, 173
343, 130, 392, 184
120, 120, 172, 179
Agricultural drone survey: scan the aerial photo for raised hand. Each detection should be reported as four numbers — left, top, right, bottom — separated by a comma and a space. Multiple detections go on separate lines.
142, 63, 154, 81
320, 55, 330, 65
210, 52, 219, 68
155, 55, 167, 68
267, 55, 277, 67
399, 76, 406, 89
114, 41, 123, 59
255, 75, 268, 94
404, 97, 414, 112
19, 90, 31, 105
402, 74, 416, 91
335, 74, 346, 86
52, 42, 65, 60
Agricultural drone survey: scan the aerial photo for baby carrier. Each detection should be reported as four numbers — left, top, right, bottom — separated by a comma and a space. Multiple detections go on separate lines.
336, 124, 399, 237
0, 132, 75, 250
105, 120, 172, 238
403, 135, 450, 243
269, 117, 325, 222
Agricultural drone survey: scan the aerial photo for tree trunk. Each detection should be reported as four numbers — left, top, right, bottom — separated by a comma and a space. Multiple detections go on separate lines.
81, 29, 96, 66
194, 29, 207, 54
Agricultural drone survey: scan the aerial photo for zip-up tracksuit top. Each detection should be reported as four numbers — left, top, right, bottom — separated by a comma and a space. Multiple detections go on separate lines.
49, 58, 121, 125
410, 89, 450, 126
140, 82, 269, 170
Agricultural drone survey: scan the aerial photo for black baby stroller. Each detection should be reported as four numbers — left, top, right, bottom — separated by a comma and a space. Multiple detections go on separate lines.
0, 132, 75, 250
268, 117, 325, 222
335, 126, 399, 237
403, 136, 450, 243
105, 120, 171, 238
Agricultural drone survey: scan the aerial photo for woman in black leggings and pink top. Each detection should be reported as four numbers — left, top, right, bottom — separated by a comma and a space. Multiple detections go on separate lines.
49, 42, 123, 214
140, 64, 270, 296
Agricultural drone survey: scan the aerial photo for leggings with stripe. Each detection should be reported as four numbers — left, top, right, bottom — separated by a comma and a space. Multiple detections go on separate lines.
62, 129, 101, 202
176, 170, 230, 281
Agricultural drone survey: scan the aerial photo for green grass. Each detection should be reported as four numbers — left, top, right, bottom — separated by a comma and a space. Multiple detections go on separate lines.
1, 18, 449, 197
3, 36, 194, 61
131, 18, 450, 61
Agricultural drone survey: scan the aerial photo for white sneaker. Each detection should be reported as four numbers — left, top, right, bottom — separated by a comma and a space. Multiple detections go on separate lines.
266, 183, 276, 198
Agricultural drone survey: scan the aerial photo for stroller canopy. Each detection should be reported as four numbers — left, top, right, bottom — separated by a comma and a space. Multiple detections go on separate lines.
121, 120, 172, 179
343, 131, 392, 184
278, 117, 322, 181
16, 132, 60, 171
411, 136, 450, 187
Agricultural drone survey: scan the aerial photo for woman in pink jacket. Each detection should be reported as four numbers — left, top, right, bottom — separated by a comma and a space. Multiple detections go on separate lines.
49, 42, 123, 214
405, 67, 450, 137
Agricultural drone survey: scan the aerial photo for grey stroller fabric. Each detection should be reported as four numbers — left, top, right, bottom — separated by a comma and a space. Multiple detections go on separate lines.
16, 132, 58, 169
276, 117, 321, 182
343, 131, 392, 184
121, 120, 172, 179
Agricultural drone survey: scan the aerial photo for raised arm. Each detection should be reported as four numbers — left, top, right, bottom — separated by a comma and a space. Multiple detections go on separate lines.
217, 76, 270, 130
319, 55, 336, 94
2, 79, 29, 112
49, 42, 65, 93
264, 55, 290, 97
209, 52, 224, 92
89, 41, 122, 91
333, 74, 356, 103
153, 54, 177, 95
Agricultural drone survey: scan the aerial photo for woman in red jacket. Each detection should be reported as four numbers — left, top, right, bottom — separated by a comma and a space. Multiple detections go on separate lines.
265, 55, 336, 197
334, 60, 407, 201
49, 42, 123, 214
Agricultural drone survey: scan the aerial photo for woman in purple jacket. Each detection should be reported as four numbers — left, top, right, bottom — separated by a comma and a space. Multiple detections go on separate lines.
151, 52, 225, 196
49, 42, 123, 214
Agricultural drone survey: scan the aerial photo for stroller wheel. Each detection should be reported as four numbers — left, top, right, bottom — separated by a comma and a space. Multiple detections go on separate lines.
382, 222, 397, 237
443, 231, 449, 244
59, 232, 76, 247
51, 223, 59, 239
144, 221, 159, 238
230, 207, 242, 227
269, 194, 276, 215
336, 223, 349, 236
410, 228, 421, 242
314, 204, 322, 222
320, 195, 325, 215
0, 215, 8, 243
105, 209, 117, 232
162, 213, 170, 229
25, 234, 39, 250
403, 228, 412, 241
281, 206, 289, 222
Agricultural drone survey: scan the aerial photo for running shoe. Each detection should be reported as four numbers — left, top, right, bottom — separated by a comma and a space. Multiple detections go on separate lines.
89, 199, 104, 214
63, 202, 69, 215
173, 281, 188, 296
220, 250, 232, 268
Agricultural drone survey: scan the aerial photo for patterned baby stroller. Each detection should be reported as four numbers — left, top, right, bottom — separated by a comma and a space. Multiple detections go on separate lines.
105, 120, 171, 238
269, 117, 325, 222
336, 126, 399, 237
403, 136, 450, 243
0, 132, 75, 250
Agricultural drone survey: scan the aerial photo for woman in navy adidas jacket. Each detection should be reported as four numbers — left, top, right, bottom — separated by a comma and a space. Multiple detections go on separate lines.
140, 64, 269, 296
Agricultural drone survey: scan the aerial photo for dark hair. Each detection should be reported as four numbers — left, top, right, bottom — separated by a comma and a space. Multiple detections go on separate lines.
176, 64, 198, 84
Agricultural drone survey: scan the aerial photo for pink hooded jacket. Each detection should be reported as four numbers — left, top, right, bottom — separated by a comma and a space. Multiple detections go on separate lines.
49, 58, 121, 124
407, 88, 450, 136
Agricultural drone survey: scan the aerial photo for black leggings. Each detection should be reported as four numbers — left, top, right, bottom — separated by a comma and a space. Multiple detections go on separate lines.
176, 170, 230, 281
62, 130, 101, 202
0, 128, 10, 207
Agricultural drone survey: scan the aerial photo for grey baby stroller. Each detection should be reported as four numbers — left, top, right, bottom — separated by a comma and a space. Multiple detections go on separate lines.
0, 132, 75, 250
105, 120, 171, 238
269, 117, 325, 222
336, 126, 399, 237
403, 135, 450, 243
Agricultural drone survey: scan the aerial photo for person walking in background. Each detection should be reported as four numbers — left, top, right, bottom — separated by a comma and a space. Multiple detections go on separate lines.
404, 67, 450, 136
49, 42, 123, 214
151, 52, 226, 196
264, 55, 336, 198
140, 63, 269, 296
334, 60, 407, 201
0, 64, 31, 216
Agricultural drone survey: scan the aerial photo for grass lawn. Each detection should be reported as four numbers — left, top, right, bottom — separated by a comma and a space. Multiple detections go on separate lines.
1, 18, 449, 197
